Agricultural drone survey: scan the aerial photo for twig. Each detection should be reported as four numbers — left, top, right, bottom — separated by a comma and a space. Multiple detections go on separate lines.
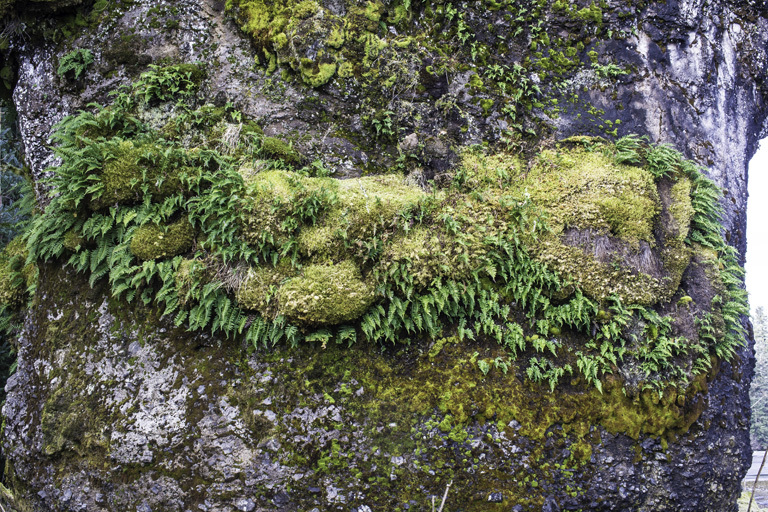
437, 480, 453, 512
749, 449, 768, 512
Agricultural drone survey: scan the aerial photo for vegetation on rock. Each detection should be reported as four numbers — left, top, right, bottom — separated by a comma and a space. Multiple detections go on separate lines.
14, 66, 747, 403
56, 48, 93, 80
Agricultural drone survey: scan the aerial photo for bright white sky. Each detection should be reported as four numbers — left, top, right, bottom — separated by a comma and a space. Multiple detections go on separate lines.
747, 142, 768, 315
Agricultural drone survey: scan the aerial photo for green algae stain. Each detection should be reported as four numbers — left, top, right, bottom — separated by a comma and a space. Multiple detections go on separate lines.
241, 336, 713, 511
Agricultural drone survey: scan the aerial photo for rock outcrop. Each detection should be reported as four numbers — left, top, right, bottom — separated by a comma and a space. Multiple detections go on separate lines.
0, 0, 766, 510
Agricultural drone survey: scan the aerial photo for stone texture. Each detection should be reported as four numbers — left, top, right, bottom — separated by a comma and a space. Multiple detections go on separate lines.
1, 0, 767, 510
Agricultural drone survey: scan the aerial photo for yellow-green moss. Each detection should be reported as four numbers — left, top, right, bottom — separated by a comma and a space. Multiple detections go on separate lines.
526, 148, 659, 245
93, 140, 185, 210
130, 219, 194, 261
247, 336, 713, 509
292, 173, 425, 259
242, 169, 338, 249
95, 140, 143, 208
325, 174, 425, 236
277, 260, 374, 326
236, 258, 296, 317
668, 177, 694, 242
596, 192, 657, 244
62, 229, 84, 251
380, 226, 465, 289
41, 384, 108, 457
456, 150, 521, 191
0, 237, 35, 308
326, 25, 345, 48
299, 60, 337, 87
504, 148, 668, 304
260, 137, 303, 164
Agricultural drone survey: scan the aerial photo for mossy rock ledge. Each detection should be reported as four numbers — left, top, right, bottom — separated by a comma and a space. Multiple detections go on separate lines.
0, 263, 738, 512
2, 0, 767, 510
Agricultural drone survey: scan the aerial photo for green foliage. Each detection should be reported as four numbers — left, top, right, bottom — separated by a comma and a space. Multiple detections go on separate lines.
0, 123, 30, 247
260, 136, 303, 165
279, 261, 375, 326
130, 218, 194, 261
592, 61, 627, 79
57, 49, 94, 79
21, 59, 746, 396
132, 63, 205, 103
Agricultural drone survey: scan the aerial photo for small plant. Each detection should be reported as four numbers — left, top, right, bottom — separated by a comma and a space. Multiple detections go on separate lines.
132, 63, 205, 103
57, 49, 94, 80
371, 110, 396, 140
592, 62, 628, 79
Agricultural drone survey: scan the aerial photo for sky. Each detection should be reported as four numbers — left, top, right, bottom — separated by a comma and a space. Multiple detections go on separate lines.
747, 142, 768, 315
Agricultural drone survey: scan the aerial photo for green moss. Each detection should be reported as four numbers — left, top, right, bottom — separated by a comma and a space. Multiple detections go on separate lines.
130, 218, 194, 261
242, 336, 714, 510
327, 174, 424, 235
326, 25, 345, 48
236, 258, 296, 317
574, 2, 603, 25
41, 384, 108, 457
596, 193, 657, 245
299, 60, 337, 87
510, 147, 667, 304
93, 140, 186, 210
525, 147, 659, 246
668, 177, 694, 242
94, 140, 143, 208
277, 260, 374, 326
260, 137, 303, 164
0, 237, 34, 308
62, 229, 84, 252
292, 0, 319, 18
380, 227, 463, 289
295, 173, 425, 259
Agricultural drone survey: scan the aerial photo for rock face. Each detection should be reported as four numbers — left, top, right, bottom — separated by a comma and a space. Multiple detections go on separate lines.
0, 0, 766, 511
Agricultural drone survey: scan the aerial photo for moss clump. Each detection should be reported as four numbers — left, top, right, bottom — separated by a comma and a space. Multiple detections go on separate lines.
236, 258, 296, 317
242, 170, 424, 263
62, 229, 84, 251
295, 174, 425, 261
26, 61, 742, 399
260, 137, 303, 164
92, 140, 186, 210
0, 237, 35, 308
454, 150, 522, 192
299, 173, 425, 251
512, 147, 672, 304
95, 140, 144, 208
668, 177, 694, 242
526, 148, 659, 247
277, 260, 374, 326
299, 60, 337, 87
41, 382, 107, 457
574, 2, 603, 25
130, 219, 194, 261
242, 169, 338, 251
380, 227, 460, 289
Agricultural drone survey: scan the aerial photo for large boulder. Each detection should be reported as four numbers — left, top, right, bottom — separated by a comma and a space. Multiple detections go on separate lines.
1, 0, 767, 510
